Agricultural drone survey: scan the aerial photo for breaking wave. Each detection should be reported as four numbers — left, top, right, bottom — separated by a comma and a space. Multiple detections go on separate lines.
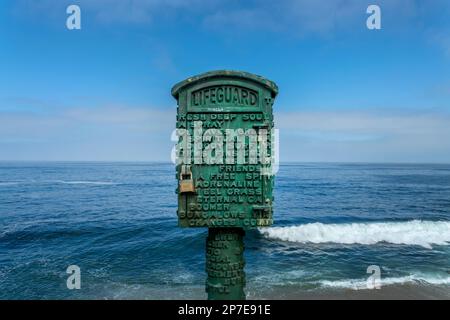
318, 274, 450, 290
260, 220, 450, 249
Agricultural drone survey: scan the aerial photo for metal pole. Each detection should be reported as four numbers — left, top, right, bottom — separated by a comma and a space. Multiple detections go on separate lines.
205, 228, 246, 300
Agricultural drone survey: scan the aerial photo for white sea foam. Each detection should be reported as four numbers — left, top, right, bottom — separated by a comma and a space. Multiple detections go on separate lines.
260, 220, 450, 249
318, 274, 450, 290
55, 180, 116, 185
0, 182, 19, 186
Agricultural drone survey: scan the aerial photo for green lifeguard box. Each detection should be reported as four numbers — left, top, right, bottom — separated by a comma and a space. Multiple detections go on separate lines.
172, 70, 278, 300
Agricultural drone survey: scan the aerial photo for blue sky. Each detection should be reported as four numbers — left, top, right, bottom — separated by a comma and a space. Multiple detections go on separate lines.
1, 0, 450, 162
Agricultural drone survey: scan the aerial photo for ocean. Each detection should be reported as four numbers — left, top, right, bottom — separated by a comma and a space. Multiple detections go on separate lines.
0, 162, 449, 299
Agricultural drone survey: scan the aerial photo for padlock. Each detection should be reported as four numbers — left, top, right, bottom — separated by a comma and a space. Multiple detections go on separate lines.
179, 165, 195, 193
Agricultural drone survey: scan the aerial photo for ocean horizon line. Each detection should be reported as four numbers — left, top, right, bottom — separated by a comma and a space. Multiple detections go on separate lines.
1, 160, 450, 165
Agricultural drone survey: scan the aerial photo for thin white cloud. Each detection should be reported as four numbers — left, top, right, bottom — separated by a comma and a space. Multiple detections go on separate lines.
64, 106, 173, 130
0, 105, 175, 161
14, 0, 222, 25
15, 0, 443, 30
432, 31, 450, 57
277, 110, 450, 163
13, 0, 450, 55
201, 0, 432, 36
1, 107, 450, 162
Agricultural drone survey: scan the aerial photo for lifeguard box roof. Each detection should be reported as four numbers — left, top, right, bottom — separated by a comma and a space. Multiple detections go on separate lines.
171, 70, 278, 99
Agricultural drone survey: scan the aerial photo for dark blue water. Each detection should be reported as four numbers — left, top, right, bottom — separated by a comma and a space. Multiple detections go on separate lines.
0, 162, 449, 299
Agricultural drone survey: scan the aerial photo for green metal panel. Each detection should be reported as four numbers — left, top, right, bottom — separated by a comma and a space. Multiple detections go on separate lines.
173, 71, 278, 230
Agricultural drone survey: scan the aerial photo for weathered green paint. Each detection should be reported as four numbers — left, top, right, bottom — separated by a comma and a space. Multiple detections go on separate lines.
172, 70, 278, 300
206, 228, 245, 300
173, 70, 277, 229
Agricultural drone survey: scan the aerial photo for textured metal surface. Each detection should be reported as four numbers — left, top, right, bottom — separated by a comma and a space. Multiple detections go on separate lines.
174, 70, 277, 229
172, 70, 278, 300
171, 70, 278, 98
206, 228, 245, 300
